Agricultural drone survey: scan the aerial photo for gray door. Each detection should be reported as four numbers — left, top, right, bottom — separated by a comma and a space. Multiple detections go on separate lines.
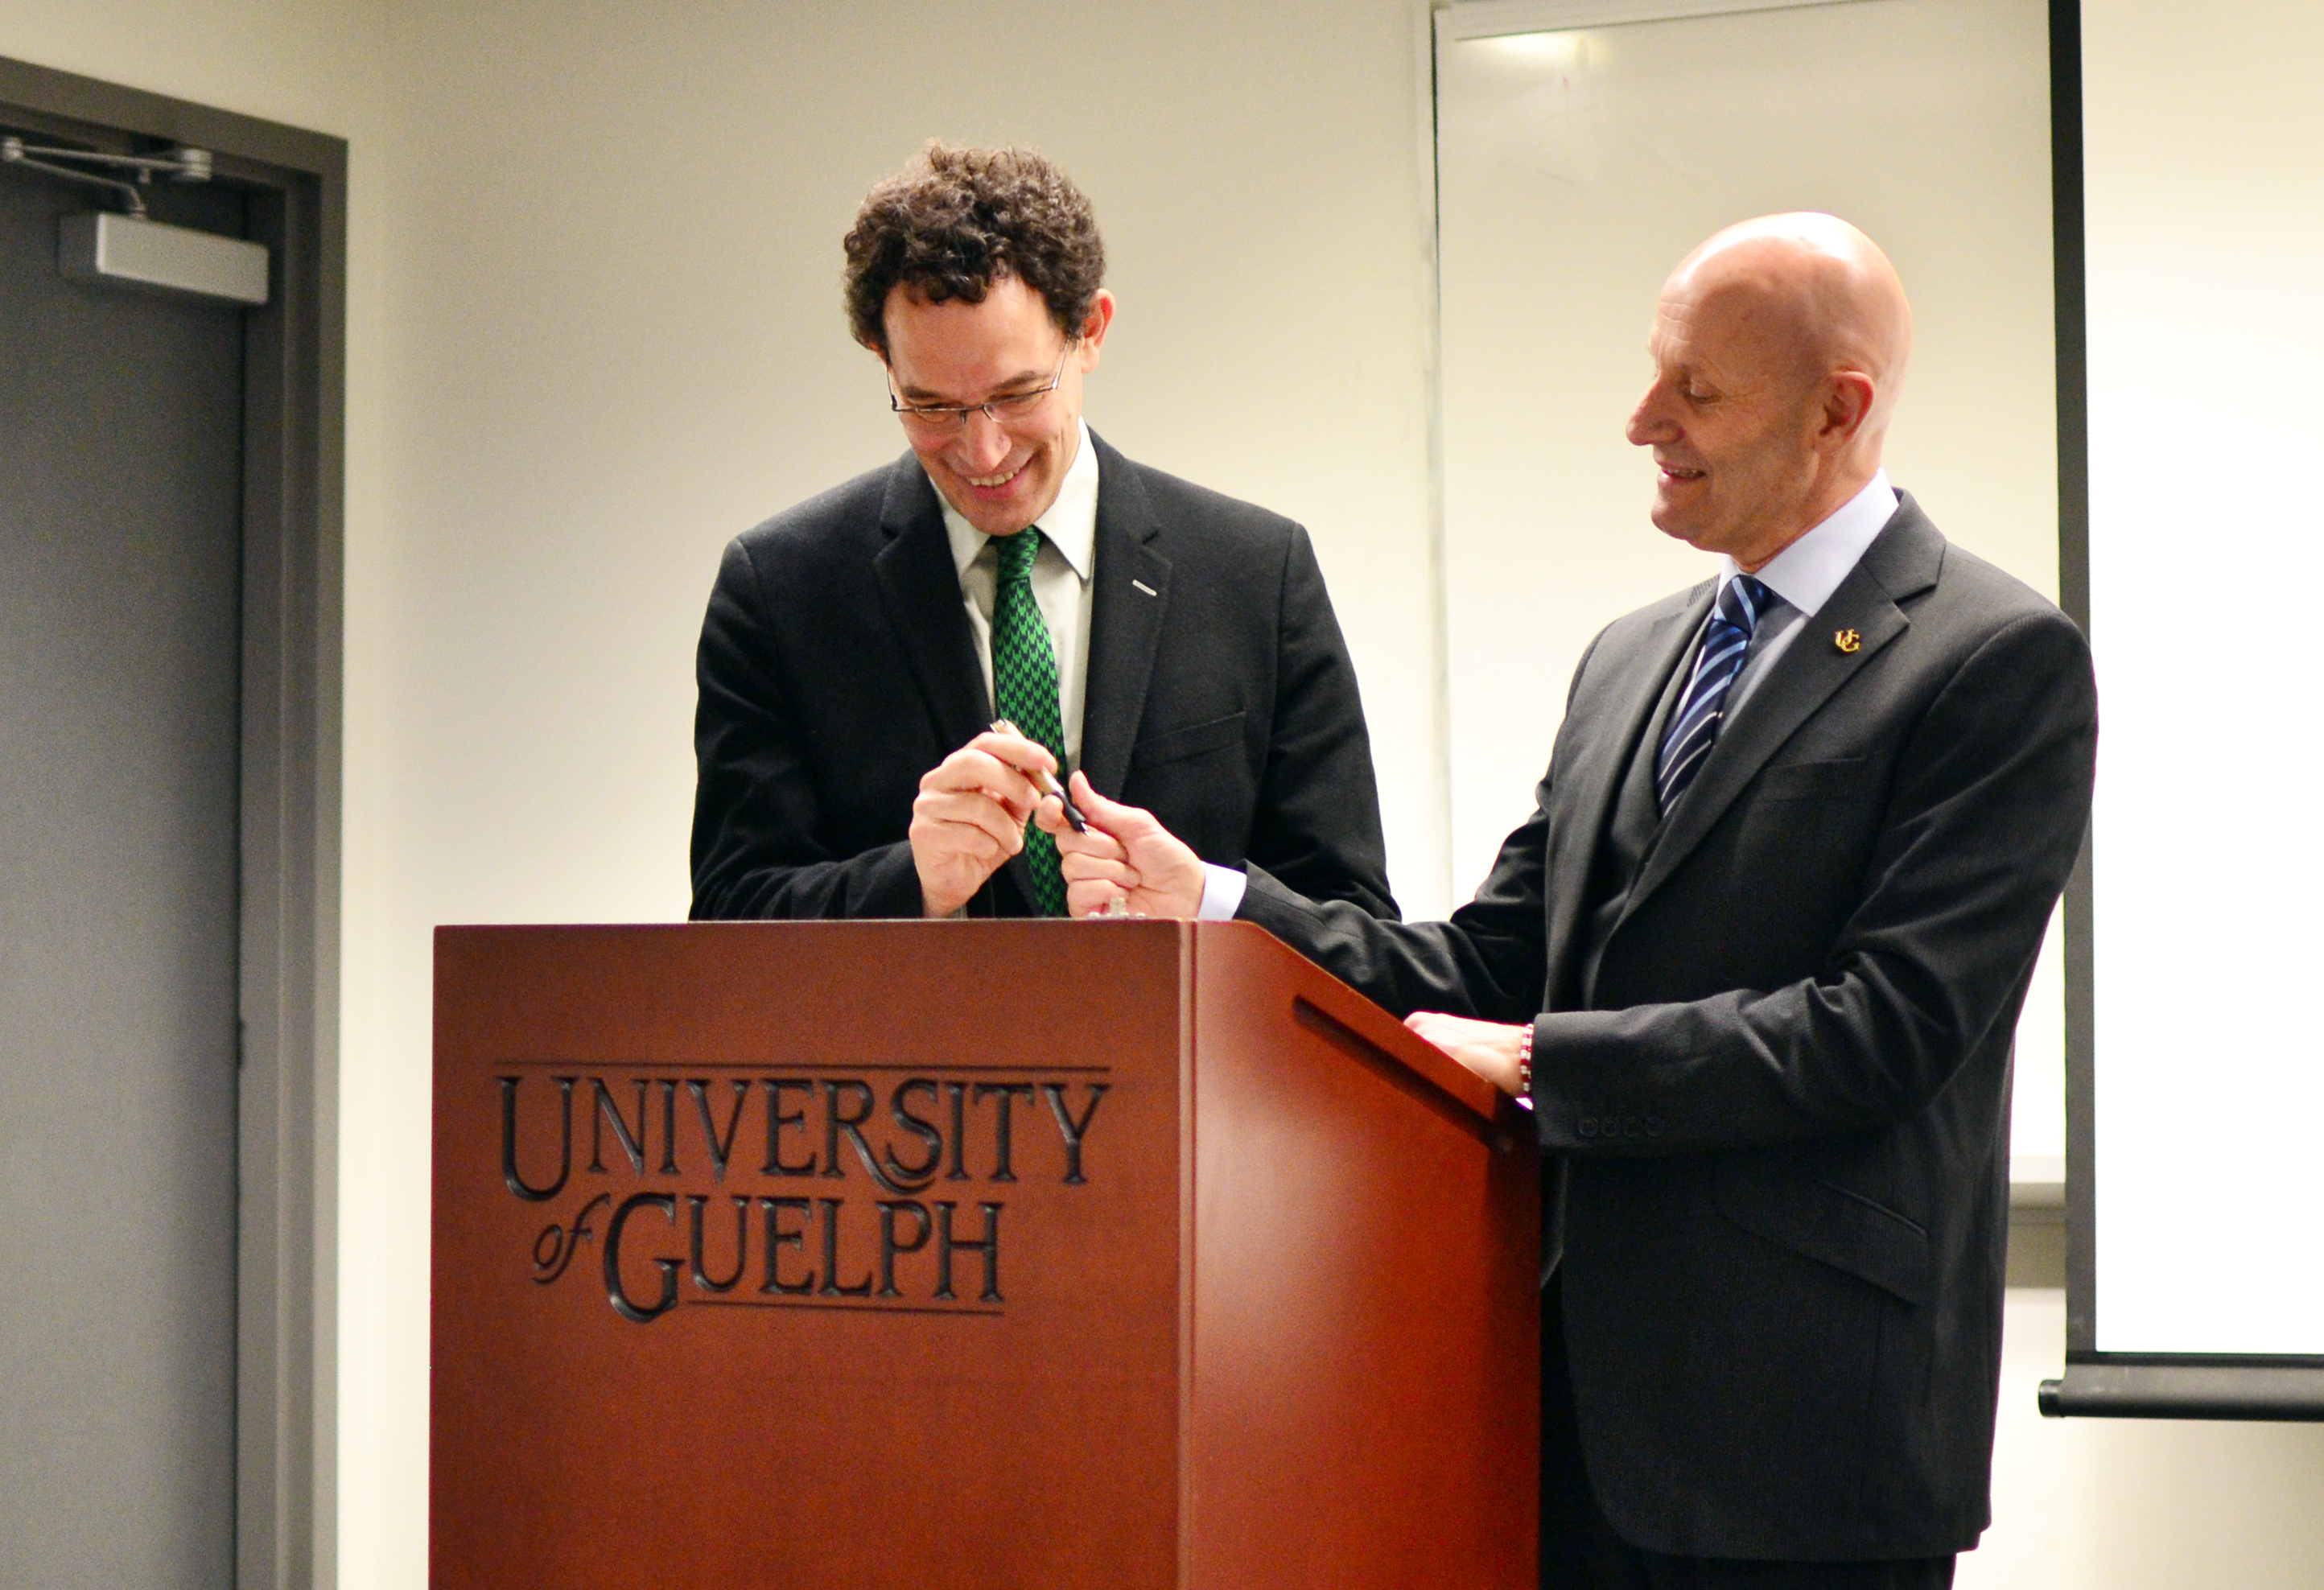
1, 165, 245, 1585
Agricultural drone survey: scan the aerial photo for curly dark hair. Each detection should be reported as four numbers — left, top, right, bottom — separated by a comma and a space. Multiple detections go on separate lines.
843, 141, 1106, 355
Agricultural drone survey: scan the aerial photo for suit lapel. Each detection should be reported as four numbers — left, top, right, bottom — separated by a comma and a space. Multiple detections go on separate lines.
871, 452, 992, 752
1619, 499, 1947, 922
1541, 586, 1712, 1006
1078, 433, 1171, 798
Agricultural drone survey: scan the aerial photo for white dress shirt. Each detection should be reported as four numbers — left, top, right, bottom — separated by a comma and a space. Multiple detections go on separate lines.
941, 418, 1100, 764
1720, 469, 1899, 717
935, 418, 1244, 917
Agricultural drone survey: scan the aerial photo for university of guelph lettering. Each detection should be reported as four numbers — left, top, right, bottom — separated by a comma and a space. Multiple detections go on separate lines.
498, 1069, 1108, 1323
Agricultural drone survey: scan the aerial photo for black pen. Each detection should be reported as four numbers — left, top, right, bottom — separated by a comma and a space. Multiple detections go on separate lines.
989, 719, 1088, 832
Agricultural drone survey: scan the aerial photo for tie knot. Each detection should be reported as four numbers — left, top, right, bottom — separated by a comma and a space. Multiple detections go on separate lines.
995, 528, 1042, 584
1717, 573, 1771, 635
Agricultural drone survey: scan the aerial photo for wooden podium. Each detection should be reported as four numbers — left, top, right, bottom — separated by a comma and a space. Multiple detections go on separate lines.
433, 920, 1539, 1587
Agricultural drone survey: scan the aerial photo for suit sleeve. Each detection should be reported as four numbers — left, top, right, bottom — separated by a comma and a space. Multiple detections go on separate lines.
1241, 802, 1547, 1020
1530, 608, 2098, 1156
689, 538, 925, 920
1242, 525, 1401, 919
1234, 626, 1616, 1016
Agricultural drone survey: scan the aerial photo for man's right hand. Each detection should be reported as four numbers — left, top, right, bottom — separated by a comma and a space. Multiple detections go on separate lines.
909, 730, 1053, 918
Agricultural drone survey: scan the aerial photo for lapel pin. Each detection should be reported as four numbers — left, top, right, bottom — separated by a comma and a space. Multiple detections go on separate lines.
1131, 579, 1157, 597
1834, 628, 1861, 653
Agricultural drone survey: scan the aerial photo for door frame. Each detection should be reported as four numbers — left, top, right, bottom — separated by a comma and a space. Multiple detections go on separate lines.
0, 55, 344, 1588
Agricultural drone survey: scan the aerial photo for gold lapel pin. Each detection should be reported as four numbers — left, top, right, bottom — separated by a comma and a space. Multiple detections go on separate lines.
1834, 628, 1861, 653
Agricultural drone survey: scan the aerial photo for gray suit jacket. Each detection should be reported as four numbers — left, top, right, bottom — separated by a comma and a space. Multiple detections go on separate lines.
1238, 496, 2097, 1559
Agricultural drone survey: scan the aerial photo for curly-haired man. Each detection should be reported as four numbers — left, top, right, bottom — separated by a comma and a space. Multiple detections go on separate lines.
689, 142, 1399, 922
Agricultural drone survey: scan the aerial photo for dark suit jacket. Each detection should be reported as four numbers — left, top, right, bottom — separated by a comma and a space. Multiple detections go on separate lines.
1236, 496, 2097, 1560
690, 430, 1397, 921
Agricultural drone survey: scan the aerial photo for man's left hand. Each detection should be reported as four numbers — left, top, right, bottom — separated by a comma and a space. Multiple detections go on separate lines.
1404, 1012, 1530, 1097
1039, 772, 1207, 920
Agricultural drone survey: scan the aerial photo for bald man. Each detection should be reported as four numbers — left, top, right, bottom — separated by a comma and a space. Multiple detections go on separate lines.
1045, 216, 2098, 1588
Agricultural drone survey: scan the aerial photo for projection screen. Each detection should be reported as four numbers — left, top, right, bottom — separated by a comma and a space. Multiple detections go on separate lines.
2043, 0, 2324, 1415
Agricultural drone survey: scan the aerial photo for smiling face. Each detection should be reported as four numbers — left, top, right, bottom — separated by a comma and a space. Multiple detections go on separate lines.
1625, 273, 1831, 567
881, 274, 1113, 538
1623, 219, 1905, 571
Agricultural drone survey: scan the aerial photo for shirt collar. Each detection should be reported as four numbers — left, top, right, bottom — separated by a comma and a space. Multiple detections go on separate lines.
1720, 468, 1898, 620
940, 418, 1100, 582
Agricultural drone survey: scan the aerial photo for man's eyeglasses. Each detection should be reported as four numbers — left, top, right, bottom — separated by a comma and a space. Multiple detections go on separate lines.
889, 340, 1076, 434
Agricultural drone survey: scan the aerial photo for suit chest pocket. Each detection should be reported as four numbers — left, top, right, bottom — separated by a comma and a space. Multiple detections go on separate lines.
1129, 710, 1247, 771
1756, 756, 1866, 801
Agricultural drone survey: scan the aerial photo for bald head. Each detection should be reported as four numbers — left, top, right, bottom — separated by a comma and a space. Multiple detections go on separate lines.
1676, 213, 1914, 438
1628, 213, 1914, 569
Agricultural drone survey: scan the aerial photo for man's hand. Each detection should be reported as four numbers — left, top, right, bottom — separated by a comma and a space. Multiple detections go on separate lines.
1038, 772, 1206, 920
909, 730, 1053, 918
1404, 1011, 1530, 1097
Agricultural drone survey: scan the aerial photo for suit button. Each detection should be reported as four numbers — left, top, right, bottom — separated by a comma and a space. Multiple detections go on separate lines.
1645, 1115, 1666, 1138
1578, 1117, 1599, 1139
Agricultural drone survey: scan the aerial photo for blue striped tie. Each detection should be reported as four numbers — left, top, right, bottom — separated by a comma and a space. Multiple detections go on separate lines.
1656, 574, 1771, 814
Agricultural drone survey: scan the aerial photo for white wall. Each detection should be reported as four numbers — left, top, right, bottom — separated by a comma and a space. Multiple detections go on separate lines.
6, 2, 1441, 1583
4, 1, 2321, 1585
1431, 0, 2070, 1179
346, 15, 1444, 1571
347, 16, 1441, 1570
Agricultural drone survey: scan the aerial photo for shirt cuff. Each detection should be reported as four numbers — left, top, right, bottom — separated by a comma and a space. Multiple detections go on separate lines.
1196, 863, 1248, 921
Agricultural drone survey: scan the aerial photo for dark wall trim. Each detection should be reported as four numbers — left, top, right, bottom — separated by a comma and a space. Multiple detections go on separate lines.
0, 54, 344, 1584
2050, 0, 2089, 641
2050, 0, 2102, 1383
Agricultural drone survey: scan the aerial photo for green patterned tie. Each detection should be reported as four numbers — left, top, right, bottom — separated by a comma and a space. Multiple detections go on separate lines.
991, 529, 1068, 916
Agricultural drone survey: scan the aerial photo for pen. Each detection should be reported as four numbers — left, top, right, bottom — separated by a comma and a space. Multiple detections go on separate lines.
989, 719, 1088, 833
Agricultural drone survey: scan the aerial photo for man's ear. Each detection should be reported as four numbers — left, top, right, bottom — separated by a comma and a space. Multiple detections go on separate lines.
1076, 290, 1118, 369
1818, 369, 1877, 451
